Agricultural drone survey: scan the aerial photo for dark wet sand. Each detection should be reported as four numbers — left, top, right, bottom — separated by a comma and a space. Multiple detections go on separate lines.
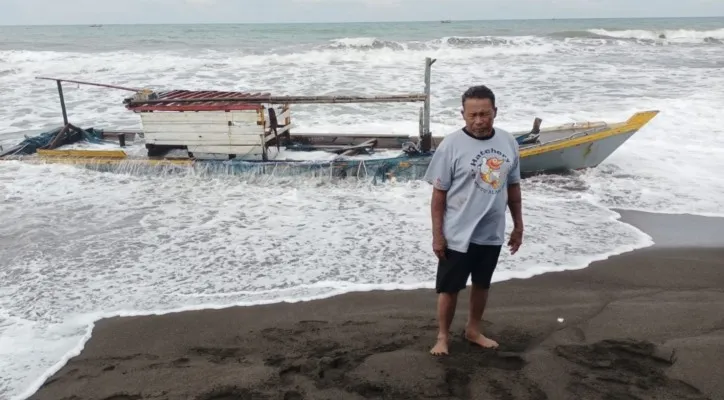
28, 210, 724, 400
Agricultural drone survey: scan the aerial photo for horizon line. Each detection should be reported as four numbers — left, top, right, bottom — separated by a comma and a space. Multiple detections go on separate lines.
1, 15, 723, 27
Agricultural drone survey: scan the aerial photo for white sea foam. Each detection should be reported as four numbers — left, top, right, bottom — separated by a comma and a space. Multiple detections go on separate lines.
1, 24, 724, 400
588, 28, 724, 43
1, 162, 655, 399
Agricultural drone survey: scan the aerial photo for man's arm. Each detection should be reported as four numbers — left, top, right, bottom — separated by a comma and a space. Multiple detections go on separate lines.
423, 140, 453, 260
507, 183, 523, 230
507, 140, 523, 254
431, 187, 447, 259
431, 188, 447, 237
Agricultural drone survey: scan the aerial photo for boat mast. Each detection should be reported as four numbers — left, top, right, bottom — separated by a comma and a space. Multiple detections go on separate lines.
420, 57, 436, 153
35, 76, 142, 129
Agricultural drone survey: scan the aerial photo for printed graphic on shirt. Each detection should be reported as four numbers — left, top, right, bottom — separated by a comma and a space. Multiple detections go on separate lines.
469, 148, 511, 194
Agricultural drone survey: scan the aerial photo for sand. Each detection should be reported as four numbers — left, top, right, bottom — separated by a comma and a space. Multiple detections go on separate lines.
26, 210, 724, 400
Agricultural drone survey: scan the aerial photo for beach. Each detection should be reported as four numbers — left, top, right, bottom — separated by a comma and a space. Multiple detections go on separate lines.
25, 210, 724, 400
2, 18, 724, 400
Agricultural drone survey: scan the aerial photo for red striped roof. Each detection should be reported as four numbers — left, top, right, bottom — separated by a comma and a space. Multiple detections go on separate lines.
125, 90, 269, 112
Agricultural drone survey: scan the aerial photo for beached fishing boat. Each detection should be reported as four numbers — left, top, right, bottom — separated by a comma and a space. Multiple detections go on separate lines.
0, 57, 658, 182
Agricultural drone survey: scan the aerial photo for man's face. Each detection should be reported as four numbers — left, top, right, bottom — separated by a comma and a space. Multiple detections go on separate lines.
461, 98, 496, 134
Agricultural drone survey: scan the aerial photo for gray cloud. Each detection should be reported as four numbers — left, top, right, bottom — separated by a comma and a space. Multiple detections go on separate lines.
0, 0, 722, 25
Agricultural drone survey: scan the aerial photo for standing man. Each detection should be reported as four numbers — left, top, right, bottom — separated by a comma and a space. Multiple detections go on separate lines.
423, 85, 523, 356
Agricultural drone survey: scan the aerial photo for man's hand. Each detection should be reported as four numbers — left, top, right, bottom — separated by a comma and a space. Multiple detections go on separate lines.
506, 182, 523, 255
508, 227, 523, 255
433, 233, 447, 260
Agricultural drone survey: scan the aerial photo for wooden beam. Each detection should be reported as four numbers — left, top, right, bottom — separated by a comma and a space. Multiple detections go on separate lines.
35, 76, 142, 92
127, 94, 428, 105
338, 139, 378, 156
44, 124, 70, 150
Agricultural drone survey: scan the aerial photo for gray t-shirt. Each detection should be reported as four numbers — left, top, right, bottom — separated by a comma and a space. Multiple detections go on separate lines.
423, 127, 521, 252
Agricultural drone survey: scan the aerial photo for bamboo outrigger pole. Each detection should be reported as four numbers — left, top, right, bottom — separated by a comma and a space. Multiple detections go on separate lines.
35, 77, 142, 92
419, 57, 436, 153
124, 94, 428, 105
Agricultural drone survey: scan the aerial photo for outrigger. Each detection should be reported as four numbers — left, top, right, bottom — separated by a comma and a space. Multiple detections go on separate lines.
0, 57, 659, 182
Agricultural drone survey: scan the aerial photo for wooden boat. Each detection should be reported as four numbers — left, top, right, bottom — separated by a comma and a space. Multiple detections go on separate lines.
0, 58, 659, 182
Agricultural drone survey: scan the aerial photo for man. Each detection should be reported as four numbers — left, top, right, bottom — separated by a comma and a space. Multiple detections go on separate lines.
423, 85, 523, 356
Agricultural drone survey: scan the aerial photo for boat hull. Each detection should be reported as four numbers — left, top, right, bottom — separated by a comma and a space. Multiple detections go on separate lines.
521, 129, 635, 174
0, 111, 658, 183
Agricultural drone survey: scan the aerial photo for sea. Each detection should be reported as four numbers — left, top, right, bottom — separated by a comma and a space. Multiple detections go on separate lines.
1, 17, 723, 399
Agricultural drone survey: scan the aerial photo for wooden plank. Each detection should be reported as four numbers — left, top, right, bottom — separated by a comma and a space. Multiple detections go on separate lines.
228, 126, 265, 135
0, 145, 24, 158
282, 104, 291, 125
102, 131, 137, 140
229, 125, 266, 138
143, 131, 233, 144
142, 132, 236, 141
229, 132, 263, 146
143, 124, 231, 135
229, 121, 261, 129
37, 149, 128, 158
140, 109, 264, 148
339, 139, 377, 156
276, 108, 291, 123
187, 145, 265, 156
140, 111, 232, 125
145, 138, 233, 146
229, 138, 263, 146
230, 110, 262, 124
264, 123, 293, 139
140, 110, 259, 126
288, 134, 410, 149
44, 124, 70, 150
275, 124, 292, 136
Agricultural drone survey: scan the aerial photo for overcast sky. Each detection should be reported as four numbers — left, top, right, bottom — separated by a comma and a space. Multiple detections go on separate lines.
1, 0, 722, 25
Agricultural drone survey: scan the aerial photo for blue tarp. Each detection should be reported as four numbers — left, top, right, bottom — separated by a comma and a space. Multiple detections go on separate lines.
11, 126, 104, 155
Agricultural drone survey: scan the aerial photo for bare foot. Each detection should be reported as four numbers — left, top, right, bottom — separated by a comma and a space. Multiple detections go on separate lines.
464, 330, 499, 349
430, 335, 449, 356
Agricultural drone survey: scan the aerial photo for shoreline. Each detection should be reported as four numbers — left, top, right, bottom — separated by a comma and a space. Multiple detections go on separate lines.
614, 208, 724, 248
22, 210, 724, 400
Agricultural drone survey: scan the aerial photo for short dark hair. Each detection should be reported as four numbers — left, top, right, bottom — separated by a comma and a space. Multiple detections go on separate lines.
462, 85, 496, 108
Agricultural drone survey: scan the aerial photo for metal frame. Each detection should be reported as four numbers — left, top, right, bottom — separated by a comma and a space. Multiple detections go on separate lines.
34, 57, 438, 153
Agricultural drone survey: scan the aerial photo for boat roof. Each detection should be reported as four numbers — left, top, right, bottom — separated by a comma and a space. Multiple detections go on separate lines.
124, 90, 270, 112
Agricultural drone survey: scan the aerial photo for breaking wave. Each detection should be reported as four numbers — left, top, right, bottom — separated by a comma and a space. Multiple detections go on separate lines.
585, 28, 724, 44
327, 35, 544, 51
328, 37, 406, 50
325, 30, 723, 52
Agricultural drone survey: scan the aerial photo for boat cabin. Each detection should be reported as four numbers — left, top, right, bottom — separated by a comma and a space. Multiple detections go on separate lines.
123, 89, 291, 160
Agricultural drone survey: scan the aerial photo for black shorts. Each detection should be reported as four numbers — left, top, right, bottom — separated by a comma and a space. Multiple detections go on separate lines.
436, 243, 502, 294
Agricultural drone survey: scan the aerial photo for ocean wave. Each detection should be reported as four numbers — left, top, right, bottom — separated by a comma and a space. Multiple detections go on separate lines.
323, 31, 722, 53
587, 28, 724, 44
547, 28, 724, 45
326, 35, 544, 51
328, 37, 406, 50
0, 43, 557, 76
